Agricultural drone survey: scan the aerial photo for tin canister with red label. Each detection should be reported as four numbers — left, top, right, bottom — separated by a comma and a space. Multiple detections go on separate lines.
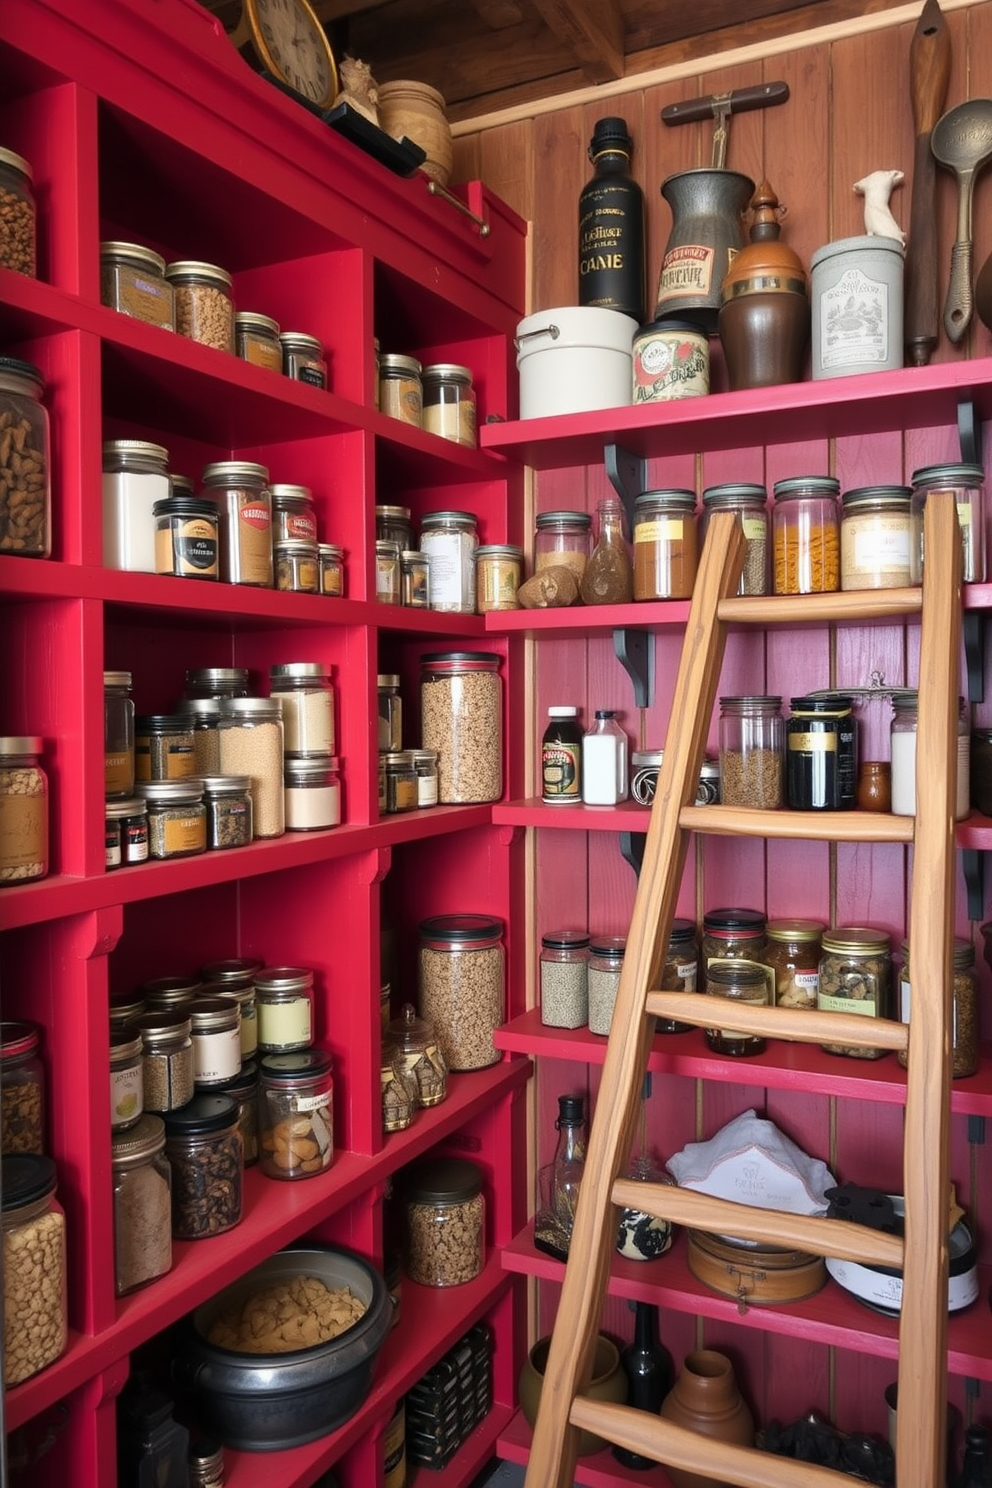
632, 319, 709, 403
203, 460, 274, 587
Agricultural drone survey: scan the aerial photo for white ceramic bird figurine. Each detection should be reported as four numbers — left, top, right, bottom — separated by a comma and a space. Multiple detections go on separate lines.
853, 170, 906, 247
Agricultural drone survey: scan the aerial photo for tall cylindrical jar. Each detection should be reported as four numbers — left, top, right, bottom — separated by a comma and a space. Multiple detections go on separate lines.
540, 929, 590, 1029
587, 935, 626, 1036
105, 670, 136, 798
258, 1047, 334, 1179
419, 510, 478, 613
632, 489, 698, 601
102, 440, 170, 572
898, 935, 978, 1078
162, 1094, 243, 1238
218, 698, 285, 837
418, 914, 504, 1070
164, 260, 235, 352
772, 476, 840, 594
718, 696, 784, 809
269, 662, 335, 756
111, 1114, 172, 1295
201, 461, 273, 588
786, 694, 858, 811
0, 357, 51, 558
420, 652, 502, 804
700, 484, 769, 596
890, 691, 969, 820
909, 463, 986, 585
1, 1154, 67, 1385
840, 485, 913, 591
818, 927, 892, 1058
0, 737, 48, 885
809, 235, 904, 378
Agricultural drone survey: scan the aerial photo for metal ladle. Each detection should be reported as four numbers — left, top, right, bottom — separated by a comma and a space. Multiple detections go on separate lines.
931, 97, 992, 342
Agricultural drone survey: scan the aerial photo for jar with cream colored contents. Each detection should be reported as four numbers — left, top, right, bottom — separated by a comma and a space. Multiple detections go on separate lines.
475, 544, 522, 612
890, 691, 970, 821
189, 998, 242, 1088
534, 511, 592, 581
102, 440, 171, 573
164, 260, 235, 353
254, 966, 314, 1053
235, 311, 281, 371
632, 488, 698, 600
200, 960, 260, 1062
218, 698, 285, 839
284, 756, 341, 830
910, 462, 986, 584
379, 354, 423, 426
258, 1047, 334, 1180
422, 364, 477, 447
1, 1154, 67, 1386
269, 662, 335, 756
419, 511, 478, 614
840, 485, 913, 591
772, 476, 841, 594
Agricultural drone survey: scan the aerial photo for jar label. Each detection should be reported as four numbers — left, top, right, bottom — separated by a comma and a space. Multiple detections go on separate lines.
193, 1026, 241, 1084
321, 564, 344, 596
656, 244, 715, 302
106, 824, 122, 869
258, 995, 312, 1048
155, 516, 218, 577
851, 524, 911, 572
281, 511, 318, 542
741, 515, 765, 540
675, 961, 697, 987
416, 775, 438, 807
632, 329, 709, 402
542, 741, 581, 802
235, 499, 273, 584
105, 751, 133, 794
124, 821, 149, 862
110, 1064, 143, 1127
297, 363, 325, 388
0, 794, 47, 872
819, 990, 878, 1015
818, 266, 889, 369
162, 814, 206, 854
635, 518, 684, 542
294, 1090, 331, 1114
788, 732, 838, 752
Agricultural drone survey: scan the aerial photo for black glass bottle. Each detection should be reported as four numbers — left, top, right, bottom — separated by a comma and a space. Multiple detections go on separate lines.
613, 1301, 673, 1469
578, 117, 645, 323
953, 1425, 992, 1487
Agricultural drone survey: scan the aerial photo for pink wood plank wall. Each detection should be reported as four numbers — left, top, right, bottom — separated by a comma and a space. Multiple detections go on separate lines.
454, 1, 992, 1439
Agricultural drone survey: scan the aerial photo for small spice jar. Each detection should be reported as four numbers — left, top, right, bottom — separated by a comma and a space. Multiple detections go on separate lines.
378, 675, 403, 752
110, 991, 145, 1031
318, 543, 345, 596
111, 1114, 172, 1295
189, 1439, 225, 1488
385, 1003, 447, 1108
765, 919, 824, 1010
587, 935, 626, 1036
772, 476, 841, 594
701, 908, 769, 993
910, 463, 986, 584
143, 974, 202, 1012
0, 357, 51, 557
718, 695, 784, 810
110, 1030, 144, 1132
271, 484, 318, 543
135, 714, 196, 783
534, 510, 593, 580
190, 998, 242, 1087
704, 960, 769, 1056
153, 495, 219, 579
786, 694, 858, 810
411, 748, 438, 808
201, 461, 273, 588
138, 779, 207, 859
162, 1094, 243, 1239
284, 756, 341, 830
632, 489, 698, 601
211, 1059, 258, 1166
137, 1011, 195, 1113
1, 1154, 67, 1386
420, 651, 502, 804
0, 737, 48, 884
379, 353, 423, 426
376, 539, 402, 604
422, 363, 477, 446
279, 331, 327, 388
376, 505, 413, 550
270, 662, 335, 756
419, 511, 479, 614
105, 671, 136, 798
418, 914, 504, 1070
164, 260, 235, 353
818, 927, 892, 1058
898, 936, 978, 1078
100, 241, 174, 329
475, 545, 522, 612
1, 1021, 45, 1156
840, 485, 914, 591
274, 537, 320, 594
218, 697, 285, 838
254, 966, 314, 1053
184, 667, 250, 702
383, 751, 418, 813
258, 1047, 334, 1179
102, 439, 171, 573
540, 929, 590, 1029
235, 311, 281, 371
401, 549, 431, 608
0, 148, 36, 276
201, 775, 253, 849
656, 917, 699, 1033
701, 484, 770, 596
405, 1157, 485, 1287
201, 960, 260, 1061
890, 691, 970, 820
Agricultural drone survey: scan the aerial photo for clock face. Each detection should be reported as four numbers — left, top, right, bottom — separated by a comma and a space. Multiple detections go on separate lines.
248, 0, 338, 108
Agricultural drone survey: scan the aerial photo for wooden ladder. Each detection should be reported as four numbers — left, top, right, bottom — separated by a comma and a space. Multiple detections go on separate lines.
523, 500, 962, 1488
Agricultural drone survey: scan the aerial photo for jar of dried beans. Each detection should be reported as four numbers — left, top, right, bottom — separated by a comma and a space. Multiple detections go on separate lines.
218, 698, 285, 838
0, 737, 48, 884
1, 1154, 67, 1385
0, 148, 36, 277
164, 260, 235, 353
765, 919, 824, 1010
817, 927, 892, 1058
405, 1157, 485, 1287
111, 1114, 172, 1295
700, 484, 769, 596
1, 1021, 45, 1156
163, 1094, 243, 1239
418, 914, 504, 1070
772, 475, 840, 594
718, 695, 784, 809
632, 488, 698, 600
258, 1047, 334, 1179
0, 358, 51, 557
419, 651, 502, 804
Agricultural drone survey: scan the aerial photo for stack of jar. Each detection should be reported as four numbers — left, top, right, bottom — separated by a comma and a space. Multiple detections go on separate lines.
105, 670, 148, 869
378, 355, 477, 447
377, 672, 439, 814
381, 1002, 448, 1134
375, 504, 521, 614
269, 662, 341, 831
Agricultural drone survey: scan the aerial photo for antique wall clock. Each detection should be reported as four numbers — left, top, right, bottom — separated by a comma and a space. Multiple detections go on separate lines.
233, 0, 338, 110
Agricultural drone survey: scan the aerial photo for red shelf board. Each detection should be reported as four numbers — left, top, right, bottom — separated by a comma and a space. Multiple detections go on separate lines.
499, 1407, 675, 1485
485, 600, 693, 636
494, 799, 652, 831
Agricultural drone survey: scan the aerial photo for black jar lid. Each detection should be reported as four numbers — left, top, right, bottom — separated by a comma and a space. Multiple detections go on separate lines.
667, 917, 697, 945
703, 907, 766, 932
535, 510, 592, 529
789, 694, 856, 713
419, 651, 501, 666
211, 1059, 258, 1098
589, 935, 626, 958
557, 1094, 585, 1125
406, 1156, 482, 1205
2, 1154, 56, 1210
162, 1094, 237, 1135
152, 495, 218, 517
135, 713, 194, 732
259, 1047, 333, 1081
419, 913, 503, 942
637, 317, 707, 336
702, 483, 768, 506
541, 929, 590, 951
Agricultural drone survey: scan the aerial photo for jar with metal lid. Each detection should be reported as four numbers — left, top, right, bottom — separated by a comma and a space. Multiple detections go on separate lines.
270, 662, 335, 756
279, 331, 327, 388
104, 670, 135, 798
110, 991, 145, 1031
164, 260, 235, 352
188, 699, 222, 776
383, 751, 419, 813
1, 1021, 45, 1155
718, 695, 784, 809
254, 966, 314, 1052
632, 489, 698, 600
840, 485, 913, 590
137, 779, 207, 859
142, 974, 202, 1011
200, 775, 253, 849
235, 311, 281, 370
285, 755, 341, 830
379, 353, 423, 426
258, 1046, 334, 1179
271, 484, 318, 543
105, 797, 150, 869
786, 694, 858, 810
418, 914, 504, 1070
170, 473, 195, 498
201, 461, 273, 588
701, 483, 770, 596
765, 919, 824, 1010
162, 1094, 243, 1238
422, 363, 477, 446
135, 714, 196, 782
190, 998, 242, 1087
376, 539, 402, 604
411, 748, 438, 808
535, 510, 593, 580
704, 960, 769, 1056
898, 936, 978, 1078
111, 1114, 172, 1294
110, 1030, 144, 1131
1, 1155, 67, 1385
405, 1157, 485, 1286
475, 544, 522, 612
419, 510, 478, 613
632, 318, 710, 402
275, 537, 319, 594
184, 667, 250, 701
0, 737, 48, 884
218, 697, 285, 838
818, 927, 892, 1057
385, 1003, 447, 1107
656, 917, 699, 1033
910, 463, 985, 584
701, 908, 770, 996
153, 495, 219, 579
136, 1010, 194, 1112
0, 147, 36, 276
211, 1059, 258, 1165
891, 691, 970, 820
0, 357, 51, 556
772, 476, 841, 594
100, 241, 174, 329
189, 1438, 225, 1488
102, 440, 170, 572
201, 963, 260, 1060
318, 543, 344, 596
420, 651, 502, 804
540, 929, 590, 1029
587, 935, 626, 1036
378, 676, 403, 752
376, 504, 413, 551
401, 549, 430, 607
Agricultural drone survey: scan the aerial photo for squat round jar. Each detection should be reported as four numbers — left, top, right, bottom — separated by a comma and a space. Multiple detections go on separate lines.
0, 148, 36, 277
279, 331, 327, 389
701, 908, 769, 994
405, 1157, 485, 1287
765, 919, 824, 1010
632, 489, 698, 600
422, 363, 477, 446
162, 1094, 243, 1239
704, 960, 769, 1056
540, 929, 590, 1029
910, 463, 985, 584
254, 966, 314, 1053
271, 485, 318, 544
189, 998, 242, 1087
153, 496, 219, 580
0, 357, 51, 557
0, 737, 48, 885
200, 960, 260, 1061
772, 476, 841, 594
164, 260, 235, 353
384, 1003, 447, 1108
418, 914, 504, 1070
235, 311, 282, 371
475, 545, 522, 612
701, 484, 770, 596
135, 714, 195, 783
420, 651, 502, 804
258, 1047, 334, 1179
138, 779, 207, 859
1, 1154, 67, 1386
534, 511, 592, 580
1, 1020, 45, 1156
840, 485, 913, 590
383, 751, 418, 814
284, 756, 341, 830
275, 538, 319, 594
379, 353, 423, 426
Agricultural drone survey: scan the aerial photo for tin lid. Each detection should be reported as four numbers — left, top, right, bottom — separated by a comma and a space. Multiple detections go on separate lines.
201, 461, 269, 485
152, 495, 218, 518
668, 917, 697, 945
631, 748, 663, 767
279, 331, 323, 353
420, 510, 477, 529
269, 662, 332, 682
535, 510, 592, 529
253, 966, 314, 993
772, 476, 840, 501
718, 695, 782, 710
111, 1113, 166, 1166
820, 926, 890, 954
219, 697, 282, 719
105, 796, 147, 820
185, 668, 250, 690
319, 543, 344, 559
0, 356, 42, 394
136, 1010, 193, 1042
142, 975, 202, 1004
270, 484, 314, 504
285, 755, 338, 778
186, 698, 224, 720
420, 651, 500, 671
541, 928, 590, 950
135, 779, 205, 804
190, 997, 241, 1030
383, 750, 416, 767
401, 549, 428, 563
2, 1155, 57, 1211
235, 311, 280, 335
199, 775, 252, 795
476, 544, 524, 559
259, 1046, 333, 1081
406, 1156, 482, 1205
376, 505, 412, 520
377, 674, 401, 689
410, 749, 437, 764
910, 463, 985, 489
422, 363, 473, 384
100, 240, 167, 274
0, 736, 43, 756
702, 483, 768, 507
110, 992, 145, 1025
275, 538, 319, 555
379, 353, 422, 376
104, 670, 133, 688
634, 488, 696, 512
376, 539, 400, 555
102, 439, 170, 467
162, 1093, 238, 1136
419, 913, 503, 942
766, 918, 826, 943
0, 146, 32, 180
842, 484, 912, 510
110, 1029, 143, 1060
637, 317, 706, 336
1, 1021, 41, 1060
201, 958, 263, 986
170, 474, 195, 497
703, 907, 767, 932
548, 705, 578, 717
135, 713, 194, 732
164, 260, 233, 289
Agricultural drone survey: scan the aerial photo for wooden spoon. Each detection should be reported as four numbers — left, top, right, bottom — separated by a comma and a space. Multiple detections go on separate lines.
905, 0, 950, 366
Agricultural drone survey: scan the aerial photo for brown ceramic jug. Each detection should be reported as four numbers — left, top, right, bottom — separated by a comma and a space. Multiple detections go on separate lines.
718, 180, 809, 391
659, 1349, 755, 1488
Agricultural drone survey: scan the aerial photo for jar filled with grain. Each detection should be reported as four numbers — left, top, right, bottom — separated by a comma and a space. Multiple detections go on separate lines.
701, 908, 769, 995
218, 697, 284, 838
718, 695, 784, 809
422, 363, 477, 446
211, 1058, 258, 1165
385, 1003, 447, 1108
418, 914, 504, 1070
405, 1157, 485, 1287
632, 489, 698, 600
898, 935, 978, 1078
235, 311, 282, 371
700, 484, 770, 596
0, 148, 36, 277
475, 544, 522, 612
164, 260, 235, 353
587, 935, 625, 1035
1, 1154, 67, 1385
318, 544, 344, 596
258, 1046, 334, 1179
419, 651, 502, 804
271, 485, 318, 544
419, 510, 478, 613
772, 476, 841, 594
111, 1114, 172, 1295
201, 461, 273, 588
269, 662, 335, 757
138, 779, 207, 859
0, 737, 48, 885
190, 998, 242, 1087
765, 919, 824, 1010
279, 331, 327, 388
656, 917, 698, 1033
137, 1010, 194, 1113
540, 930, 590, 1029
201, 775, 253, 849
910, 462, 986, 584
184, 667, 251, 702
840, 485, 913, 591
0, 357, 51, 557
704, 960, 769, 1056
379, 353, 423, 426
110, 1030, 144, 1132
100, 241, 174, 329
1, 1021, 45, 1156
818, 927, 892, 1058
162, 1094, 243, 1239
186, 698, 222, 776
254, 966, 314, 1053
534, 510, 592, 580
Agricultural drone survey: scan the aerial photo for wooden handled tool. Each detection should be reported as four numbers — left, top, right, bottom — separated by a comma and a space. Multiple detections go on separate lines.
662, 83, 789, 170
905, 0, 950, 366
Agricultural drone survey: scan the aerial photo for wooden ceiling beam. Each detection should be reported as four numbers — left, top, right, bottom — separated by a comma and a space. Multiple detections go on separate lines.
469, 0, 526, 25
528, 0, 626, 83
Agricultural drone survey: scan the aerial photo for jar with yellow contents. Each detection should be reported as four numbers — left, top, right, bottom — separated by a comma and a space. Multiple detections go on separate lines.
772, 476, 840, 594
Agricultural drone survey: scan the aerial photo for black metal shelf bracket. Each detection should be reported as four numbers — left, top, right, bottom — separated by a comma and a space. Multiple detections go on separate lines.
962, 847, 985, 923
605, 442, 646, 533
619, 830, 646, 878
614, 627, 654, 708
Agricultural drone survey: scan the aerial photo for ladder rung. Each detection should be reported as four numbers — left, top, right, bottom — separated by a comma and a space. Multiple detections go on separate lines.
719, 587, 924, 626
645, 993, 910, 1053
609, 1181, 905, 1268
679, 804, 915, 843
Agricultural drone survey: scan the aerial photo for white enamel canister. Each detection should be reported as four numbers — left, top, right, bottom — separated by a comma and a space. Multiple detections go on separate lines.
515, 305, 638, 419
810, 234, 904, 379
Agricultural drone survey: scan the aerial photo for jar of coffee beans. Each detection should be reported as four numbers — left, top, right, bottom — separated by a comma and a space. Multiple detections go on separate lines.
162, 1094, 243, 1238
405, 1157, 485, 1287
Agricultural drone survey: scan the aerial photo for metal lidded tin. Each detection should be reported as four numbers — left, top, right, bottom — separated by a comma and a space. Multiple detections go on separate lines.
632, 318, 709, 403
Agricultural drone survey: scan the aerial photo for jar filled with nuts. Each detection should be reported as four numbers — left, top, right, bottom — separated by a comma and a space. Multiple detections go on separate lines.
0, 148, 37, 277
162, 1093, 243, 1239
817, 927, 892, 1058
0, 357, 51, 557
258, 1047, 333, 1180
164, 260, 235, 353
418, 914, 504, 1071
0, 737, 48, 884
765, 919, 824, 1011
419, 651, 502, 805
405, 1157, 485, 1287
1, 1154, 67, 1385
1, 1020, 45, 1156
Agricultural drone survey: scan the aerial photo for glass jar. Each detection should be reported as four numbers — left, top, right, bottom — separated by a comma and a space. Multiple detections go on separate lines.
840, 485, 913, 590
271, 484, 318, 544
890, 691, 970, 820
102, 440, 170, 572
190, 998, 242, 1087
285, 755, 341, 830
420, 651, 502, 804
162, 1094, 243, 1239
211, 1059, 258, 1166
765, 919, 824, 1010
418, 914, 504, 1070
385, 1003, 447, 1107
200, 775, 253, 849
253, 966, 314, 1053
701, 908, 770, 996
411, 748, 438, 808
110, 1030, 144, 1132
235, 311, 281, 370
376, 505, 413, 551
218, 697, 285, 838
1, 1021, 45, 1156
100, 241, 174, 329
405, 1157, 485, 1286
704, 960, 769, 1056
540, 929, 590, 1029
187, 699, 222, 776
142, 974, 202, 1011
109, 991, 145, 1032
534, 511, 593, 580
379, 353, 423, 426
0, 737, 48, 884
587, 935, 625, 1036
376, 539, 402, 604
718, 695, 784, 809
135, 714, 196, 782
138, 779, 207, 859
381, 1045, 417, 1133
0, 148, 36, 276
164, 260, 235, 352
378, 675, 403, 753
201, 461, 273, 588
401, 549, 431, 608
772, 476, 841, 594
184, 668, 251, 701
274, 537, 319, 594
582, 709, 628, 805
111, 1113, 172, 1295
258, 1047, 334, 1179
1, 1155, 67, 1385
105, 670, 136, 797
383, 751, 418, 813
137, 1011, 195, 1113
200, 961, 260, 1060
0, 357, 51, 557
189, 1440, 225, 1488
475, 544, 523, 612
910, 463, 985, 584
786, 694, 858, 810
656, 917, 698, 1033
153, 495, 219, 579
318, 544, 344, 596
701, 484, 770, 596
632, 489, 698, 600
270, 662, 334, 756
818, 927, 892, 1058
898, 936, 978, 1078
419, 511, 478, 613
422, 363, 477, 446
279, 331, 327, 388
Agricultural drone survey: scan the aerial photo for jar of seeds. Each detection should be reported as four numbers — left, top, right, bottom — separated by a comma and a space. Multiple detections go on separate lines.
419, 652, 502, 804
136, 1010, 194, 1113
164, 260, 235, 353
700, 484, 769, 596
201, 776, 253, 849
540, 930, 590, 1029
162, 1094, 243, 1239
258, 1047, 334, 1179
138, 780, 207, 859
135, 714, 196, 782
418, 915, 504, 1071
218, 698, 284, 838
0, 148, 36, 277
587, 936, 625, 1036
111, 1114, 172, 1295
718, 695, 784, 809
0, 738, 48, 884
1, 1154, 66, 1385
405, 1157, 485, 1287
1, 1021, 45, 1156
818, 927, 892, 1058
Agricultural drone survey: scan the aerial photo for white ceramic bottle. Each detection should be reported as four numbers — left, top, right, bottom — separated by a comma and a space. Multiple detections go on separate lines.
581, 710, 629, 804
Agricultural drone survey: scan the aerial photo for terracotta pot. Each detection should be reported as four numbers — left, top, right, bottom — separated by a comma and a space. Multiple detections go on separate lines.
376, 80, 453, 186
659, 1349, 754, 1488
518, 1333, 625, 1456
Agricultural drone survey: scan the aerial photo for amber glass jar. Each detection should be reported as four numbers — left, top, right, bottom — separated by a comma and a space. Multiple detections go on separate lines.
632, 489, 698, 600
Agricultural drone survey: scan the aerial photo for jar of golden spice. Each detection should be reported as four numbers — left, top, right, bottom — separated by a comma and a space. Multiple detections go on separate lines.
632, 488, 698, 600
475, 544, 522, 612
379, 354, 423, 426
772, 476, 840, 594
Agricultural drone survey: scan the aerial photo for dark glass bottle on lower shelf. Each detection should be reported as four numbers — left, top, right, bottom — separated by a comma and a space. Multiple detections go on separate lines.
953, 1425, 992, 1487
613, 1301, 673, 1469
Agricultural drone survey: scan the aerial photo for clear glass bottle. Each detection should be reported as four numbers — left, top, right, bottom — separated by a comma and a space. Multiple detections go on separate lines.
162, 1094, 243, 1238
890, 691, 969, 820
765, 919, 824, 1010
201, 775, 253, 849
253, 966, 314, 1052
772, 475, 841, 594
0, 357, 51, 557
587, 935, 625, 1035
700, 483, 770, 596
535, 510, 593, 580
284, 754, 340, 830
910, 462, 986, 584
258, 1047, 334, 1179
581, 495, 634, 605
405, 1156, 485, 1286
102, 440, 170, 572
111, 1113, 172, 1294
422, 364, 477, 446
656, 917, 698, 1033
419, 510, 478, 613
0, 736, 48, 884
632, 489, 698, 601
704, 959, 769, 1055
164, 260, 235, 352
581, 710, 629, 804
818, 927, 892, 1058
110, 1029, 144, 1131
279, 331, 327, 388
0, 147, 36, 276
534, 1095, 586, 1260
718, 695, 784, 809
379, 353, 423, 426
100, 241, 174, 328
217, 697, 285, 838
234, 311, 281, 370
104, 670, 135, 798
540, 929, 590, 1029
840, 484, 914, 591
1, 1154, 67, 1385
475, 544, 523, 612
269, 661, 335, 756
418, 914, 504, 1070
201, 460, 273, 588
898, 935, 978, 1078
419, 651, 502, 804
1, 1020, 45, 1156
